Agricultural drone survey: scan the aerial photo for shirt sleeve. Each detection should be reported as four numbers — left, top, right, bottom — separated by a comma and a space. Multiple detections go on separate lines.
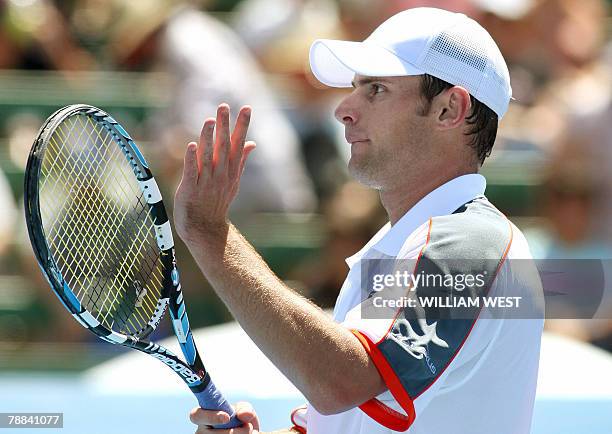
290, 405, 307, 433
342, 213, 514, 431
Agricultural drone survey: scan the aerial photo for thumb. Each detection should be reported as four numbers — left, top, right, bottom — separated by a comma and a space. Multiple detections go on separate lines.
181, 142, 199, 185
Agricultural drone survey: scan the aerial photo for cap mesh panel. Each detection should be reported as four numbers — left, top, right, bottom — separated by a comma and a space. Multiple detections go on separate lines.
420, 20, 509, 116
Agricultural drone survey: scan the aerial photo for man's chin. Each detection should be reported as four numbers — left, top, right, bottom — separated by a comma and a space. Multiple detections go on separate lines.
348, 160, 382, 190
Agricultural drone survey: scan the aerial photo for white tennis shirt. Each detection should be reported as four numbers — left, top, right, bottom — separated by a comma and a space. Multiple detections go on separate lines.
291, 174, 544, 434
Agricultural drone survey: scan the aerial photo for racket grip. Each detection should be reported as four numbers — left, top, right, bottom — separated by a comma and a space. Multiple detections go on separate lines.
194, 379, 242, 429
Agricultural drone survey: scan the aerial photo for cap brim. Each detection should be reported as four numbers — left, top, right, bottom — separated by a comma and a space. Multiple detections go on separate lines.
309, 39, 424, 87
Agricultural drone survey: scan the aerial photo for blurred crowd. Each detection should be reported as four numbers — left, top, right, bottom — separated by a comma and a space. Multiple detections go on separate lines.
0, 0, 611, 356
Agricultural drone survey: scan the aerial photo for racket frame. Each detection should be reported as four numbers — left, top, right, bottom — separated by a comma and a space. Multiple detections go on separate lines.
24, 104, 211, 393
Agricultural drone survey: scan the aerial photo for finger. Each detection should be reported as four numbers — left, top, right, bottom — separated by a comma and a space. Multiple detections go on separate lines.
213, 103, 231, 175
194, 424, 254, 434
180, 142, 198, 185
194, 428, 239, 434
190, 408, 230, 426
234, 402, 259, 431
230, 106, 251, 149
238, 141, 257, 178
228, 106, 252, 176
194, 426, 229, 434
197, 118, 216, 182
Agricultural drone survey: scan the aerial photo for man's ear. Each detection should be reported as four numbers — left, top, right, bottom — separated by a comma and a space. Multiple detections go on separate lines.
436, 86, 471, 130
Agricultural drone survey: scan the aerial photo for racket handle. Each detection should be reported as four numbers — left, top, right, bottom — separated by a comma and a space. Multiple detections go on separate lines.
194, 379, 242, 429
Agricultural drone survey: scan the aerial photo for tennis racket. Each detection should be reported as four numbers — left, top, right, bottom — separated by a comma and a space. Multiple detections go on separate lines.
24, 104, 240, 429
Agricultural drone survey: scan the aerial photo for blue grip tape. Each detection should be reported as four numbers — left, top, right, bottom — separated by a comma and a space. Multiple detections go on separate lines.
193, 379, 241, 429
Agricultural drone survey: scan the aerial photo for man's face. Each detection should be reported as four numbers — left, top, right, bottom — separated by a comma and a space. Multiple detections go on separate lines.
334, 74, 436, 190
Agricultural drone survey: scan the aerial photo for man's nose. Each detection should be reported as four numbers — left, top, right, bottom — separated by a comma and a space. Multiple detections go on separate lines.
334, 93, 358, 125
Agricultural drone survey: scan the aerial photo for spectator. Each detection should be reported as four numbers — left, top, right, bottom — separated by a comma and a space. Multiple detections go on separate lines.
108, 0, 317, 213
0, 0, 95, 71
526, 143, 612, 352
0, 167, 16, 259
289, 181, 386, 307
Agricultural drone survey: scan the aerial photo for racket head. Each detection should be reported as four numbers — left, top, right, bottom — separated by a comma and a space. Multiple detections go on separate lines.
23, 105, 239, 423
24, 104, 177, 343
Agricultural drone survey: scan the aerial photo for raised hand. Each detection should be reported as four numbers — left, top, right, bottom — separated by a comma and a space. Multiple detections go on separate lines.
174, 104, 256, 244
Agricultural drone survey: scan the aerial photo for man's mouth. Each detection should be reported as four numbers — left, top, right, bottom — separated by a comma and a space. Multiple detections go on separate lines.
346, 135, 369, 145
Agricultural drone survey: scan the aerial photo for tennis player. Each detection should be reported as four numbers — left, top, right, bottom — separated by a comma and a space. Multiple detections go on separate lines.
174, 7, 544, 434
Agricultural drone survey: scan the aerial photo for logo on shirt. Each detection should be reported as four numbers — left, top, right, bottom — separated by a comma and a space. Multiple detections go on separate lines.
390, 318, 449, 373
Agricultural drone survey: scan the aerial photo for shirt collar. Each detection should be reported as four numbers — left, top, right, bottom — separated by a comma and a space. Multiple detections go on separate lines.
346, 174, 487, 267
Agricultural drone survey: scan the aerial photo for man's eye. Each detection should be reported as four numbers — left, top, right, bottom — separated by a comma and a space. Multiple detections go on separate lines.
371, 84, 385, 94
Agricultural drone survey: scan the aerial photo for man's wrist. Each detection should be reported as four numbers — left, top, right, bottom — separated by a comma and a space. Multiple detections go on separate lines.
181, 220, 230, 249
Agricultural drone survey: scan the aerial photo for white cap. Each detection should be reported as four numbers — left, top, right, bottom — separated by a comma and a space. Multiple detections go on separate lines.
309, 7, 512, 118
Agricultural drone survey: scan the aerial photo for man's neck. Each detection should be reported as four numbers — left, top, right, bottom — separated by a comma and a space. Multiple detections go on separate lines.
380, 169, 477, 225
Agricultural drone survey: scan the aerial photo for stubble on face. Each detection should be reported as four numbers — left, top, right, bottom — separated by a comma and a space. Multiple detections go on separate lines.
348, 141, 385, 189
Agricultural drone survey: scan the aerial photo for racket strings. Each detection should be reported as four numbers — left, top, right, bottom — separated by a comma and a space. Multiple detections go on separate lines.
91, 198, 161, 326
44, 119, 131, 292
53, 116, 162, 334
40, 114, 164, 337
43, 117, 151, 327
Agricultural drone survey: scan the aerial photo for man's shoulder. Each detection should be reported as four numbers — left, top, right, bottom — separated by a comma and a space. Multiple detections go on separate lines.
402, 196, 516, 260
